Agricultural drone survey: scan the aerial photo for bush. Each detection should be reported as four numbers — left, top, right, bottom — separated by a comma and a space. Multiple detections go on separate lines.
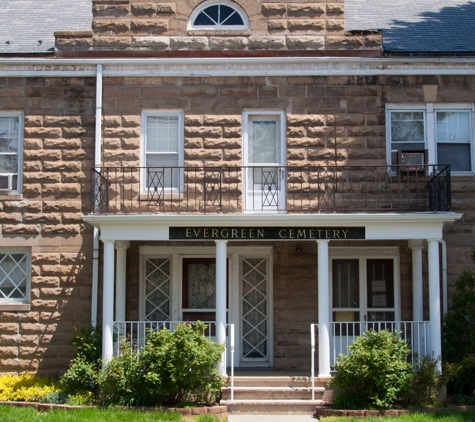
0, 374, 61, 402
99, 321, 225, 407
442, 269, 475, 396
60, 325, 102, 398
329, 329, 413, 409
404, 355, 443, 407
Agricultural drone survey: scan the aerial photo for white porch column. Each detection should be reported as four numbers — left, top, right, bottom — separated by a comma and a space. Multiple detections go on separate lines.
215, 240, 228, 376
102, 239, 115, 365
409, 241, 424, 322
115, 242, 129, 322
317, 239, 331, 378
428, 239, 442, 369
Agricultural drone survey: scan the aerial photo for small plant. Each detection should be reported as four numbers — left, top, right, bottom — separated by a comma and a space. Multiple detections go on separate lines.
60, 325, 102, 400
329, 329, 413, 410
0, 373, 61, 402
404, 355, 442, 407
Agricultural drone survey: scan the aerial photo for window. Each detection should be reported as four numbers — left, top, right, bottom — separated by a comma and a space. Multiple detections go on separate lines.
188, 0, 249, 30
387, 104, 474, 173
0, 113, 23, 193
0, 250, 30, 303
141, 111, 184, 193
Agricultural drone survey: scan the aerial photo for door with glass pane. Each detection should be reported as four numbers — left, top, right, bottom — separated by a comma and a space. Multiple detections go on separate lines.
331, 258, 396, 366
243, 112, 286, 212
240, 256, 270, 365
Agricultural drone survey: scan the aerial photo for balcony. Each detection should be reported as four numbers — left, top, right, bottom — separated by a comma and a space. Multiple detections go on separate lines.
91, 165, 451, 214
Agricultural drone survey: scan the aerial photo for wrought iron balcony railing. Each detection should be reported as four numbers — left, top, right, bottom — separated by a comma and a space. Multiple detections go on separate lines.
91, 165, 451, 214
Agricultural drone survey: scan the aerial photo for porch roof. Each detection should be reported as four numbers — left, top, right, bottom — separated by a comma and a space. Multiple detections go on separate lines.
83, 212, 462, 242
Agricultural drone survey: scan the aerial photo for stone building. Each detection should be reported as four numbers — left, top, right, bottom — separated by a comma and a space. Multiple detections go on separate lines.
0, 0, 474, 389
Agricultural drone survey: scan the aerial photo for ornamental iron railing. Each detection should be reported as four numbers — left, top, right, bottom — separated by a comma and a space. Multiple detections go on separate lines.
91, 165, 451, 214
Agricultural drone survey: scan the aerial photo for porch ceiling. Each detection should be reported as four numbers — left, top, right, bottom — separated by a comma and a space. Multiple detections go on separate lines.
82, 212, 462, 242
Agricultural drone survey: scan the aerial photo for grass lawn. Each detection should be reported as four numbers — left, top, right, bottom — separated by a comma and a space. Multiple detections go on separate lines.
320, 410, 475, 422
0, 405, 225, 422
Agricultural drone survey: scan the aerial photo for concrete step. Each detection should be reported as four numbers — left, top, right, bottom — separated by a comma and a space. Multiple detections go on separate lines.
227, 375, 328, 388
221, 386, 325, 400
221, 399, 326, 414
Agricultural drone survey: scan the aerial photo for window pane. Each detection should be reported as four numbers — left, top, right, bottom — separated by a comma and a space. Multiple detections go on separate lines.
436, 111, 470, 142
366, 259, 394, 309
249, 120, 279, 163
437, 143, 471, 172
0, 252, 28, 301
390, 111, 425, 143
0, 117, 19, 138
146, 116, 179, 152
332, 259, 359, 308
146, 154, 179, 189
195, 5, 219, 25
0, 156, 18, 173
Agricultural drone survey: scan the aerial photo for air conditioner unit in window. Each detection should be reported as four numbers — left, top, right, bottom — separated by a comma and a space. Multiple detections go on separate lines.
397, 150, 428, 172
0, 174, 13, 191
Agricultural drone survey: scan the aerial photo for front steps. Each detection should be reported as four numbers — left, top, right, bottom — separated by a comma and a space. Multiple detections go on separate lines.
220, 372, 328, 414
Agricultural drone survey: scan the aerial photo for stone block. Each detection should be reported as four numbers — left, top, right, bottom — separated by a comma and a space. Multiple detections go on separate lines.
288, 4, 324, 16
248, 35, 286, 49
261, 3, 287, 17
286, 36, 324, 50
170, 36, 208, 50
203, 115, 241, 126
268, 20, 287, 31
130, 3, 157, 15
209, 37, 249, 50
93, 20, 130, 33
130, 19, 169, 32
93, 36, 131, 49
288, 19, 325, 31
325, 36, 363, 49
132, 36, 169, 48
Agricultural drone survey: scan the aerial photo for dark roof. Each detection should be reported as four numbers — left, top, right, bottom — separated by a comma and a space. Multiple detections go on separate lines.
345, 0, 475, 52
0, 0, 92, 54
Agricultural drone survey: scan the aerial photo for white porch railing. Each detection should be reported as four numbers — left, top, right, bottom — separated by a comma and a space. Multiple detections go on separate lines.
113, 321, 235, 400
311, 321, 431, 399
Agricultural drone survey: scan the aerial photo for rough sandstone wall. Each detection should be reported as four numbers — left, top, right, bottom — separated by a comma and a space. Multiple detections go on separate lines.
0, 77, 95, 376
55, 0, 381, 51
1, 72, 474, 374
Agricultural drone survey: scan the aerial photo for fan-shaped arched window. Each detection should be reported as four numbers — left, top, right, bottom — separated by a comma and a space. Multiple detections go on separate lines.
188, 0, 249, 30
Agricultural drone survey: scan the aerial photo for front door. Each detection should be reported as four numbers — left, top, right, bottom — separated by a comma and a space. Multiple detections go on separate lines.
243, 111, 286, 212
331, 256, 397, 366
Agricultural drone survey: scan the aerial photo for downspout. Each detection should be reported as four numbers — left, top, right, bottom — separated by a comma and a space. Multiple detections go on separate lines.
91, 64, 103, 327
439, 239, 448, 315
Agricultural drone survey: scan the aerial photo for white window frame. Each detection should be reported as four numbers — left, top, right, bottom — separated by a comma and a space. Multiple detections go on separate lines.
188, 0, 250, 30
0, 248, 31, 304
386, 103, 475, 175
140, 110, 184, 195
0, 112, 23, 194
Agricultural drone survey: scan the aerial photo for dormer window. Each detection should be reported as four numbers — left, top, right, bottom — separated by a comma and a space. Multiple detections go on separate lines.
188, 0, 249, 30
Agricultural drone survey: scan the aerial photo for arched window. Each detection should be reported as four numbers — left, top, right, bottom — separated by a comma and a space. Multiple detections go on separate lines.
188, 0, 249, 30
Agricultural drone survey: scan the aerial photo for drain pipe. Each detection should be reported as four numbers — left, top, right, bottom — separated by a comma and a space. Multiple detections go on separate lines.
439, 239, 448, 315
91, 64, 103, 327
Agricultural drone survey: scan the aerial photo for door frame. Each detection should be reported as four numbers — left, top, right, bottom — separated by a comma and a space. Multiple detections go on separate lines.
242, 110, 287, 212
140, 245, 274, 368
329, 247, 401, 323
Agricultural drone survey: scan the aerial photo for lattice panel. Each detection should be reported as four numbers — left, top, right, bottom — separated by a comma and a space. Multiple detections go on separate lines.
0, 253, 28, 300
241, 257, 268, 360
144, 258, 170, 321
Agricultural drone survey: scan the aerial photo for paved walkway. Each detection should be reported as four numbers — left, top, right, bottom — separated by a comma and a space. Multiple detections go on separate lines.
228, 415, 317, 421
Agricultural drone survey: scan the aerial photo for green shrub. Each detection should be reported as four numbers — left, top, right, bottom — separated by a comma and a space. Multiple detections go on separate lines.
442, 269, 475, 396
60, 325, 102, 399
99, 321, 225, 407
403, 355, 442, 407
329, 329, 413, 409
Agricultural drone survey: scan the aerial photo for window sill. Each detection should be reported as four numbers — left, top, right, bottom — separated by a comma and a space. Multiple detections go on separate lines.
0, 303, 30, 312
0, 193, 23, 200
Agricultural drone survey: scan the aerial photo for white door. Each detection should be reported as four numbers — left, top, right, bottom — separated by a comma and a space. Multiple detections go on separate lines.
243, 112, 286, 212
331, 257, 397, 366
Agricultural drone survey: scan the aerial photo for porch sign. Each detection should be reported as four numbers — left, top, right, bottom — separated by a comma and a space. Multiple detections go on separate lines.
169, 227, 365, 240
